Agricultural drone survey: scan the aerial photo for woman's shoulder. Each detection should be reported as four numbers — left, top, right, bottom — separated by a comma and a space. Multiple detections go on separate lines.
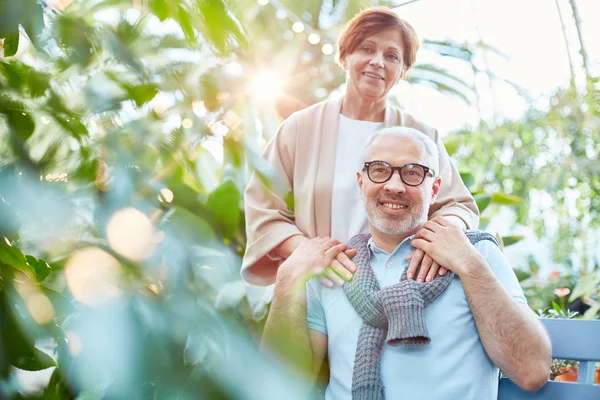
286, 97, 338, 125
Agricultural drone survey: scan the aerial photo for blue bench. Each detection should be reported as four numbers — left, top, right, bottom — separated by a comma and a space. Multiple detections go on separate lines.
499, 318, 600, 399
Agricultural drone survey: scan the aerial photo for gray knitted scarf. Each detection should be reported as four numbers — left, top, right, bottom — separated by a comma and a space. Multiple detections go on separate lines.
343, 230, 500, 400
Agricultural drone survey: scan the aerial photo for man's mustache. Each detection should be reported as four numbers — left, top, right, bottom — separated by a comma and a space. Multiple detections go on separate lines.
377, 195, 412, 204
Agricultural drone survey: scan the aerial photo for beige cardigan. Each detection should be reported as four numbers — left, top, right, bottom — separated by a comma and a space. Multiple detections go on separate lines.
242, 97, 479, 286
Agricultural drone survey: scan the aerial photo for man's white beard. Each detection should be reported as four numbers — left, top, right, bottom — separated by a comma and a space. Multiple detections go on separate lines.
363, 191, 429, 236
370, 209, 427, 236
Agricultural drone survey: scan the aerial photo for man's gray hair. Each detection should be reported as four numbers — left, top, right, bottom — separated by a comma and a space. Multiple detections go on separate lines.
361, 127, 439, 174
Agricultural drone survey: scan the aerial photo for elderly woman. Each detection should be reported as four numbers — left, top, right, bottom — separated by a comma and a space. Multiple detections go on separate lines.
243, 8, 478, 287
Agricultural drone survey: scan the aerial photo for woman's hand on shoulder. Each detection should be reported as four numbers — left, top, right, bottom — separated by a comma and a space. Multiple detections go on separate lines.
277, 237, 356, 288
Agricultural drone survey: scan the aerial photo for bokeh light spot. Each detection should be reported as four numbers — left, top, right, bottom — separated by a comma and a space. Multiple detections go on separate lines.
292, 22, 304, 33
158, 188, 174, 203
182, 118, 193, 129
64, 247, 122, 306
192, 101, 207, 117
106, 208, 156, 261
27, 293, 55, 325
321, 43, 334, 55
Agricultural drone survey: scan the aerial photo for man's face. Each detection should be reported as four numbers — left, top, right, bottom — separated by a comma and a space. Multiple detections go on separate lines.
357, 136, 440, 237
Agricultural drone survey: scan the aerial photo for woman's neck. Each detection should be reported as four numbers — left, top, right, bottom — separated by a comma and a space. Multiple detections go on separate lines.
341, 91, 386, 122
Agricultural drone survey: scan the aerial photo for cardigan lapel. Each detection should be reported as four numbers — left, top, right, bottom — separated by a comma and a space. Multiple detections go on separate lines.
384, 101, 401, 127
313, 97, 344, 237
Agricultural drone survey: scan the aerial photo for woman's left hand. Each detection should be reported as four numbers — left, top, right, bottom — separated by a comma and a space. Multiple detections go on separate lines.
405, 248, 448, 282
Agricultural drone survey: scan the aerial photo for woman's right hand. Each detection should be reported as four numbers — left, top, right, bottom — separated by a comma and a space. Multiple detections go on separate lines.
277, 237, 356, 288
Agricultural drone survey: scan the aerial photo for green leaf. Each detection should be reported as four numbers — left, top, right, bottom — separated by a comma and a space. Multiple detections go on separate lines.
40, 285, 76, 317
14, 347, 57, 371
284, 191, 294, 212
0, 61, 51, 97
176, 5, 196, 44
500, 235, 524, 247
123, 83, 159, 107
551, 301, 563, 314
0, 294, 56, 372
474, 193, 492, 213
150, 0, 171, 21
0, 240, 35, 279
3, 30, 19, 57
459, 172, 474, 190
19, 0, 45, 50
491, 192, 525, 205
443, 135, 460, 156
197, 0, 248, 54
0, 97, 35, 141
583, 302, 600, 320
25, 255, 51, 282
205, 180, 241, 239
569, 274, 600, 302
166, 206, 216, 244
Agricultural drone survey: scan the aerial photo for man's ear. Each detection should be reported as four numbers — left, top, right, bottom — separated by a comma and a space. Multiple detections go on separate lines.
431, 177, 441, 202
357, 171, 364, 199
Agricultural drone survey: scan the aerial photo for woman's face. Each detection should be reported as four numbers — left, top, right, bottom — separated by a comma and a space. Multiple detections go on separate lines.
343, 28, 405, 102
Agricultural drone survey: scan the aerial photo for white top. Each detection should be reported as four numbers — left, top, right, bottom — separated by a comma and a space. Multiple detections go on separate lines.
330, 115, 383, 243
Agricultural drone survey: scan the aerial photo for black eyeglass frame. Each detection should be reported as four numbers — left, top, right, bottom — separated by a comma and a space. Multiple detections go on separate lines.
363, 160, 436, 186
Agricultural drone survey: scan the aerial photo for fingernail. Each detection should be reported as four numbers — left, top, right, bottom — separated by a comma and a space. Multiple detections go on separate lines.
417, 278, 423, 283
336, 280, 344, 286
327, 281, 333, 288
439, 271, 446, 276
426, 275, 432, 282
407, 273, 413, 280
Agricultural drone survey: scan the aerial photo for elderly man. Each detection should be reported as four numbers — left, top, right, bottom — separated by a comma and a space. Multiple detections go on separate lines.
261, 127, 551, 400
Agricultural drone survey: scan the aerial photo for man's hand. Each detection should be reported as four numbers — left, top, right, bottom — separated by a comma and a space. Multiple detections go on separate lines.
277, 237, 354, 290
410, 217, 486, 277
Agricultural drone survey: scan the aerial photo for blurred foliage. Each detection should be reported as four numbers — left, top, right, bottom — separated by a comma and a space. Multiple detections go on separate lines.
0, 0, 304, 398
569, 272, 600, 319
448, 78, 600, 268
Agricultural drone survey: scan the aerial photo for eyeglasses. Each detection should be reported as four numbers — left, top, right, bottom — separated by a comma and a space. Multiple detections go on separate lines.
363, 161, 435, 186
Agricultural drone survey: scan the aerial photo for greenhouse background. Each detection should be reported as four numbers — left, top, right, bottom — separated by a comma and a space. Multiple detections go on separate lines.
0, 0, 598, 398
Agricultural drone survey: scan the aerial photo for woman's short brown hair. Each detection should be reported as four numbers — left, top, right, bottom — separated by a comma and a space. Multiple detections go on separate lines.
337, 7, 420, 73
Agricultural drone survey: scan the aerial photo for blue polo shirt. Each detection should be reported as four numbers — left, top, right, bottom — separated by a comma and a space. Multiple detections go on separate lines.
306, 236, 527, 400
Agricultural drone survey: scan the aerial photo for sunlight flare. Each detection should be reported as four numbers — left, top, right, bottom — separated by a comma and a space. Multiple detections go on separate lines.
246, 69, 286, 103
